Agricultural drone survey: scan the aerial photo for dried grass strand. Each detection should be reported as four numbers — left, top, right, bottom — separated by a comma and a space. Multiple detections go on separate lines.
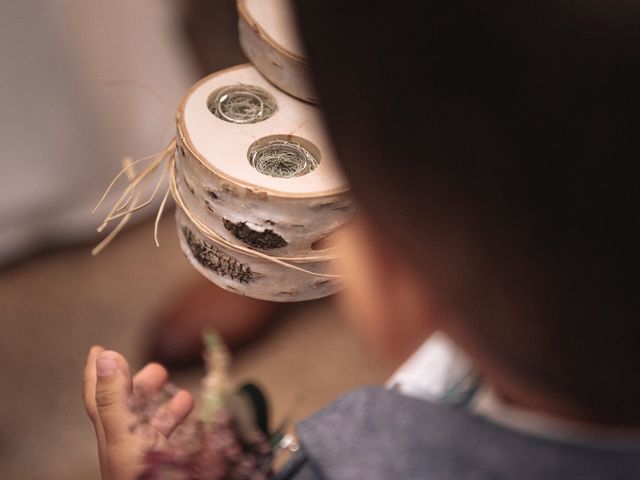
92, 158, 140, 256
154, 185, 171, 248
97, 142, 174, 232
91, 151, 165, 214
102, 159, 168, 223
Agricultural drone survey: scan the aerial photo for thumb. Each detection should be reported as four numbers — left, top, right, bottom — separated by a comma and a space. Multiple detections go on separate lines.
95, 350, 135, 442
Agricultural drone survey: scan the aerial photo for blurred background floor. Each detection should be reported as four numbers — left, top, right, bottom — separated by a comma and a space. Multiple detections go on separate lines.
0, 212, 387, 480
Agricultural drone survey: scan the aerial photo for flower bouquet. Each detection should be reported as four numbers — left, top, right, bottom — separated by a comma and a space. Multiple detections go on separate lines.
132, 333, 295, 480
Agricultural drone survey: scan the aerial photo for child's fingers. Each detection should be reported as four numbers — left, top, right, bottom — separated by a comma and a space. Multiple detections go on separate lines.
83, 345, 105, 422
133, 362, 168, 394
149, 389, 194, 437
94, 350, 136, 443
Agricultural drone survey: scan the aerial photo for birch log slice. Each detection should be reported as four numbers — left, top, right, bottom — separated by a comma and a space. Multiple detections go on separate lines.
237, 0, 317, 103
176, 209, 342, 302
174, 64, 351, 302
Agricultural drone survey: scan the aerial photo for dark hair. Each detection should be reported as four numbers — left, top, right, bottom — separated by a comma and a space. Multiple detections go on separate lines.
295, 1, 640, 423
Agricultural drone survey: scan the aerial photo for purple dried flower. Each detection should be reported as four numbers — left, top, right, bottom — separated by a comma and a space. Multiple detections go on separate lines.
134, 332, 282, 480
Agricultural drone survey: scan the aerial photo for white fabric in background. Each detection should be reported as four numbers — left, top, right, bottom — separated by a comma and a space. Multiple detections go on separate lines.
0, 0, 198, 263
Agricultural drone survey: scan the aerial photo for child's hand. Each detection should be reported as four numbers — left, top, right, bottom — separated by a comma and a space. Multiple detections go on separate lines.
83, 346, 194, 480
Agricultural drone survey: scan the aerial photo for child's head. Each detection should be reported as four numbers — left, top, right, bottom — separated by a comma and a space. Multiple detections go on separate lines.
296, 2, 640, 425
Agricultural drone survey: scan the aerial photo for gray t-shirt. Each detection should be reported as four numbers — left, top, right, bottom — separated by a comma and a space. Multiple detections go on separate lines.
274, 387, 640, 479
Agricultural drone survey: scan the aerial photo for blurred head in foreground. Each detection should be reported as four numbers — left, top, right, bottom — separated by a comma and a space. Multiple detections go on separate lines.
295, 1, 639, 426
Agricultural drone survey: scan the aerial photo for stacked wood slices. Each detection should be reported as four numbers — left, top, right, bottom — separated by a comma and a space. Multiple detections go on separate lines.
172, 1, 352, 301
